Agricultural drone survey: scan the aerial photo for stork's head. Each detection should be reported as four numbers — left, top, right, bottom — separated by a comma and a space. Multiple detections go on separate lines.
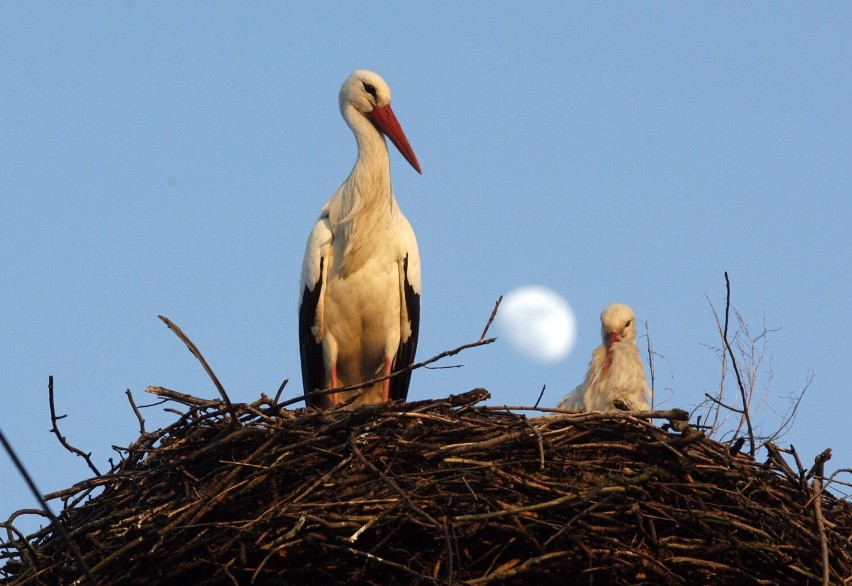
339, 70, 422, 174
600, 303, 637, 351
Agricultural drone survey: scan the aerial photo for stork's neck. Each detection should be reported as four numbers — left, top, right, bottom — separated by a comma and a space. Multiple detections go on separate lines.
342, 109, 396, 216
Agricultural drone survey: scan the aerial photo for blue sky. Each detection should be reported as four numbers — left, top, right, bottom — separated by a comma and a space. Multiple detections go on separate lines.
2, 4, 851, 533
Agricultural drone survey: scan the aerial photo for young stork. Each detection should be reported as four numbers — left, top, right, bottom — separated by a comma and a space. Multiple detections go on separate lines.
298, 70, 421, 409
558, 303, 651, 412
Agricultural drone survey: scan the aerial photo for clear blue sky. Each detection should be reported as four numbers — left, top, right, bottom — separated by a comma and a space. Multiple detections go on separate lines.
2, 4, 851, 533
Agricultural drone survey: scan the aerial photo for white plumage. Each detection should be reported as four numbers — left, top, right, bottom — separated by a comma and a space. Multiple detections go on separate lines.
558, 303, 651, 412
298, 70, 421, 410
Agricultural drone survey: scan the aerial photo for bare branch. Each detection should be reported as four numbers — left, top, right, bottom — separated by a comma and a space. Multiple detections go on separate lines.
48, 376, 101, 476
125, 389, 146, 436
157, 315, 240, 429
643, 320, 656, 408
533, 384, 546, 409
810, 449, 832, 586
273, 378, 289, 405
146, 385, 217, 407
722, 272, 755, 455
480, 295, 503, 341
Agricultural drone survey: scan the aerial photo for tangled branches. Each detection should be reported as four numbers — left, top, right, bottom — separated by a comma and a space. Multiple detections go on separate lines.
2, 388, 850, 585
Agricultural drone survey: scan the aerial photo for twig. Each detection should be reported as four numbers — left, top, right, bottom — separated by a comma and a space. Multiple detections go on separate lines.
125, 389, 146, 435
273, 378, 289, 404
480, 295, 502, 341
644, 320, 656, 407
533, 384, 546, 409
703, 392, 745, 414
146, 385, 217, 407
722, 273, 755, 455
285, 338, 496, 409
48, 376, 101, 476
501, 405, 690, 423
466, 551, 571, 584
811, 449, 832, 586
157, 315, 241, 429
0, 426, 96, 586
442, 516, 455, 586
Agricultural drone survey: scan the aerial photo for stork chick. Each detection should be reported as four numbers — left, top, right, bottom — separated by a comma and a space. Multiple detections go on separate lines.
558, 303, 651, 412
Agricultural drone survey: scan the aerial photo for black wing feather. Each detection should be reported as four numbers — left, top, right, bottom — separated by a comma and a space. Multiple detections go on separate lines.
299, 258, 326, 408
389, 253, 420, 401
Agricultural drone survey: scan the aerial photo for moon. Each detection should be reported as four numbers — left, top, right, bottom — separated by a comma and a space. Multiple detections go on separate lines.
498, 286, 577, 363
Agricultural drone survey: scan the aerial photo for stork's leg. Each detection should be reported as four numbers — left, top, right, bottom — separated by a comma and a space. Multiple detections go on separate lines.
330, 363, 340, 407
381, 359, 392, 402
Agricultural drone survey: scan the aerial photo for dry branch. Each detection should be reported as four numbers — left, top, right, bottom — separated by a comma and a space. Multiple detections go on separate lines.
722, 272, 756, 455
48, 376, 101, 477
157, 315, 240, 429
3, 388, 850, 585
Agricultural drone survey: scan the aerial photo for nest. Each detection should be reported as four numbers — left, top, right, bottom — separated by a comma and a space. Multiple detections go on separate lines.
2, 388, 851, 585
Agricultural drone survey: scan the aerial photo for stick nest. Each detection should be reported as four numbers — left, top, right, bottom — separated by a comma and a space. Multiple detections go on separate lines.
2, 389, 850, 585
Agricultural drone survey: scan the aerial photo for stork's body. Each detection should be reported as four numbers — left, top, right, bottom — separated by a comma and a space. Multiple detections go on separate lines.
558, 304, 651, 412
299, 70, 421, 409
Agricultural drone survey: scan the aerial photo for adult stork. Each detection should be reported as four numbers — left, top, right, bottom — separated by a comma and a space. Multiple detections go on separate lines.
557, 303, 651, 412
298, 70, 421, 409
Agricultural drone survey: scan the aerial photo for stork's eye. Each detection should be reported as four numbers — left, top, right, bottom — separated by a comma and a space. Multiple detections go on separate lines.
363, 83, 377, 99
625, 320, 632, 328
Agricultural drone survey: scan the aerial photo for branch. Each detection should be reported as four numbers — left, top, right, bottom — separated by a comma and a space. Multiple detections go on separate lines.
533, 384, 545, 409
273, 378, 289, 404
644, 320, 656, 407
722, 273, 755, 455
703, 392, 745, 414
810, 449, 832, 586
124, 389, 146, 436
479, 295, 502, 341
48, 376, 101, 476
146, 385, 218, 407
157, 315, 240, 429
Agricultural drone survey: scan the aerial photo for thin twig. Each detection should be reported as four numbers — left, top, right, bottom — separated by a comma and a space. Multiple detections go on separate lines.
125, 389, 146, 436
644, 320, 656, 407
703, 392, 745, 414
0, 426, 96, 586
466, 551, 571, 584
48, 376, 101, 476
157, 315, 241, 429
533, 384, 546, 409
146, 385, 217, 407
286, 338, 496, 409
480, 295, 503, 341
273, 378, 289, 404
722, 273, 755, 455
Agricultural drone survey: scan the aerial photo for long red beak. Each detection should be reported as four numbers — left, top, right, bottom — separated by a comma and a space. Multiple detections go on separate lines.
367, 104, 422, 174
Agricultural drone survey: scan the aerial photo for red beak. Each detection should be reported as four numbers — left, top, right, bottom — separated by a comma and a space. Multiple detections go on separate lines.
603, 331, 619, 377
606, 331, 619, 351
367, 104, 422, 174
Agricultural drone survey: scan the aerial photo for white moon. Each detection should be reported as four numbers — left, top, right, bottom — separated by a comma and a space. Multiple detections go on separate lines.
498, 286, 577, 363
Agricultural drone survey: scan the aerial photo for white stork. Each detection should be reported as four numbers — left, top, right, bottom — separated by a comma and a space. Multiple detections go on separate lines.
557, 303, 651, 412
298, 70, 421, 409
